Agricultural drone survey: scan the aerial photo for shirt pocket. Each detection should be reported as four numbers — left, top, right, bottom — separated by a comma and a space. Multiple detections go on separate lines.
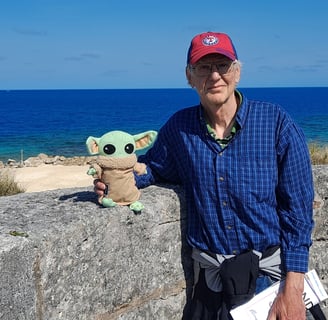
228, 155, 278, 205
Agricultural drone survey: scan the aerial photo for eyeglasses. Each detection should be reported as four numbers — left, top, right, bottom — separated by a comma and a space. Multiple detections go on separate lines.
190, 61, 236, 77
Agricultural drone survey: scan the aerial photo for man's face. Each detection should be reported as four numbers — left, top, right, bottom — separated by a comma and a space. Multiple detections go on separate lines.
186, 53, 241, 107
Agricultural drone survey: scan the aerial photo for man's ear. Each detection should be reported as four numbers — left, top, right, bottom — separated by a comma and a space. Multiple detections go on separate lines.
234, 64, 241, 84
86, 136, 100, 155
134, 131, 158, 150
185, 66, 193, 87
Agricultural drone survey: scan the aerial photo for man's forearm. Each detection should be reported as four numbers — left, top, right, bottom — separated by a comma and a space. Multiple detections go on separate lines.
283, 271, 305, 295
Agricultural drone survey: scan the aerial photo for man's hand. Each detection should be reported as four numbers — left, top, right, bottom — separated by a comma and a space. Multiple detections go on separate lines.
93, 179, 107, 197
267, 271, 306, 320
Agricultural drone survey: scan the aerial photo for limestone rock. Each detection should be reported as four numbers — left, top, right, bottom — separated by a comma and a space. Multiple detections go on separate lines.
0, 184, 192, 319
0, 166, 328, 319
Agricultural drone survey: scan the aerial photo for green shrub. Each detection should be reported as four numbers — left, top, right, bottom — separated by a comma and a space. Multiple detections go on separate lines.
0, 170, 25, 196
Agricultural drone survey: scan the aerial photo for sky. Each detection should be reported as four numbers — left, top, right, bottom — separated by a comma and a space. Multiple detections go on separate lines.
0, 0, 327, 90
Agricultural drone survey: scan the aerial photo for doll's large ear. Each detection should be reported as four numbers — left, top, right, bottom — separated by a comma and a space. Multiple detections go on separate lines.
86, 136, 101, 155
134, 131, 157, 150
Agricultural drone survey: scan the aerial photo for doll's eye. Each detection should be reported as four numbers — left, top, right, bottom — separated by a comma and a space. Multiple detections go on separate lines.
103, 144, 116, 155
125, 143, 134, 154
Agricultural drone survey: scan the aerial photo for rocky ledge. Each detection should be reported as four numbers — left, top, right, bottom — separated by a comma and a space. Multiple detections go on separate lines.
0, 153, 95, 168
0, 165, 327, 319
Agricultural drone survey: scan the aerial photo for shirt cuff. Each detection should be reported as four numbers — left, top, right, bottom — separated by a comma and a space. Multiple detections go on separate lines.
283, 248, 309, 273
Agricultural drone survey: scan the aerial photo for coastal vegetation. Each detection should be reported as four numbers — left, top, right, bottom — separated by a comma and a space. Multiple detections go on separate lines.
309, 143, 328, 165
0, 170, 25, 196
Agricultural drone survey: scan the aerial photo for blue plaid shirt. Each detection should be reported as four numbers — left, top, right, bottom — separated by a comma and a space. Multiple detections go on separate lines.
138, 91, 314, 273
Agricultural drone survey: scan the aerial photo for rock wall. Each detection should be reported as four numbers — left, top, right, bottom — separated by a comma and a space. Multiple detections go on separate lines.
310, 165, 328, 318
0, 166, 327, 319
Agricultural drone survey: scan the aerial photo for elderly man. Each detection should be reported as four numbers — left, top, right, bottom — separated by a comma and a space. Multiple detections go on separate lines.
96, 32, 314, 319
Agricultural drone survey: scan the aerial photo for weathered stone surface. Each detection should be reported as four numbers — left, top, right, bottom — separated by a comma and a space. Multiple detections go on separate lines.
312, 166, 328, 241
0, 184, 192, 320
0, 166, 328, 319
309, 165, 328, 316
0, 237, 36, 319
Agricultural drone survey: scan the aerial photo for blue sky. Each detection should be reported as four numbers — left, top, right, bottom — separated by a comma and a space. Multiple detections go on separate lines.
0, 0, 327, 89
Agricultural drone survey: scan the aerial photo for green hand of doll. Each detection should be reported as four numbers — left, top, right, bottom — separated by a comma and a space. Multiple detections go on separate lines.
86, 130, 157, 214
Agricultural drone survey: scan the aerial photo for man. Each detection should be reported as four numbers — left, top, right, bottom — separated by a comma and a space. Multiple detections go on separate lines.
96, 32, 314, 319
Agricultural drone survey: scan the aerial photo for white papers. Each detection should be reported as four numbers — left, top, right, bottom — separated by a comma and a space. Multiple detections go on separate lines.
230, 269, 328, 320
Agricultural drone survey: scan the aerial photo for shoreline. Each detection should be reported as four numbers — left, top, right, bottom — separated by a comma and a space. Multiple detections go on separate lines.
1, 146, 328, 194
1, 140, 328, 166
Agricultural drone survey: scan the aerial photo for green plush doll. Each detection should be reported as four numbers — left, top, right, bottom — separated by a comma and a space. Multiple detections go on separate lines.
86, 130, 157, 214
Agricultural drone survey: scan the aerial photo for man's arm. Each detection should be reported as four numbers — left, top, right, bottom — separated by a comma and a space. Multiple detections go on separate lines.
269, 114, 313, 319
276, 116, 314, 273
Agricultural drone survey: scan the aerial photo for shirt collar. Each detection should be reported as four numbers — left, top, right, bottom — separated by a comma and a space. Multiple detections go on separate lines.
235, 90, 248, 128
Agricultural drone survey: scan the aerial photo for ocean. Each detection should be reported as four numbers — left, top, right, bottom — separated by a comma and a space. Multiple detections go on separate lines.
0, 87, 327, 163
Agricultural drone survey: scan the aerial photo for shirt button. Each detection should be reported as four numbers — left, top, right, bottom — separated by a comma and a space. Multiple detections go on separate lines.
232, 250, 238, 255
223, 201, 227, 206
227, 225, 232, 230
219, 176, 224, 181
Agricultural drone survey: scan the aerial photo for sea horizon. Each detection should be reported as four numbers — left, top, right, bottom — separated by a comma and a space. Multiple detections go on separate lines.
1, 87, 327, 163
1, 85, 328, 90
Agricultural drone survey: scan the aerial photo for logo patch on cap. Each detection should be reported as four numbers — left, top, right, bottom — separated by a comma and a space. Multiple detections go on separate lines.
202, 35, 219, 46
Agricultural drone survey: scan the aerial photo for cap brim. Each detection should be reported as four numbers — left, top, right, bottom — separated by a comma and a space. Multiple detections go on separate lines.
190, 47, 235, 64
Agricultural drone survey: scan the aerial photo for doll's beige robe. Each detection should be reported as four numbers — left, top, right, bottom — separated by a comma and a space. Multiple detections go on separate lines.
90, 154, 146, 205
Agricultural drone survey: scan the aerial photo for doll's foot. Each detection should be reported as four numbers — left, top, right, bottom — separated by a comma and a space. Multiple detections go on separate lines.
129, 201, 144, 214
102, 198, 117, 208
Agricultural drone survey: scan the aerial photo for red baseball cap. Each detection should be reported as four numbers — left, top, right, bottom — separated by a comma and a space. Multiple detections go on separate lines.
187, 32, 238, 64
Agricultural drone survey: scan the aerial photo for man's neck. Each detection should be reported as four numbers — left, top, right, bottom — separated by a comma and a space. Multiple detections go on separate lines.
203, 93, 239, 139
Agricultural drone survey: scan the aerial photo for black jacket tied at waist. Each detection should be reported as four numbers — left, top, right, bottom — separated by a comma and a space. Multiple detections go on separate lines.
219, 250, 260, 314
189, 246, 282, 320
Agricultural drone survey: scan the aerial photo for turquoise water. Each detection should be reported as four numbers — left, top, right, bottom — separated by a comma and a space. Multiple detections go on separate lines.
0, 87, 327, 162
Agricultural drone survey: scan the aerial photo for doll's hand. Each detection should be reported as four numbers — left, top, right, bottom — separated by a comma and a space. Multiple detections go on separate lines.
87, 167, 97, 175
134, 162, 147, 175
